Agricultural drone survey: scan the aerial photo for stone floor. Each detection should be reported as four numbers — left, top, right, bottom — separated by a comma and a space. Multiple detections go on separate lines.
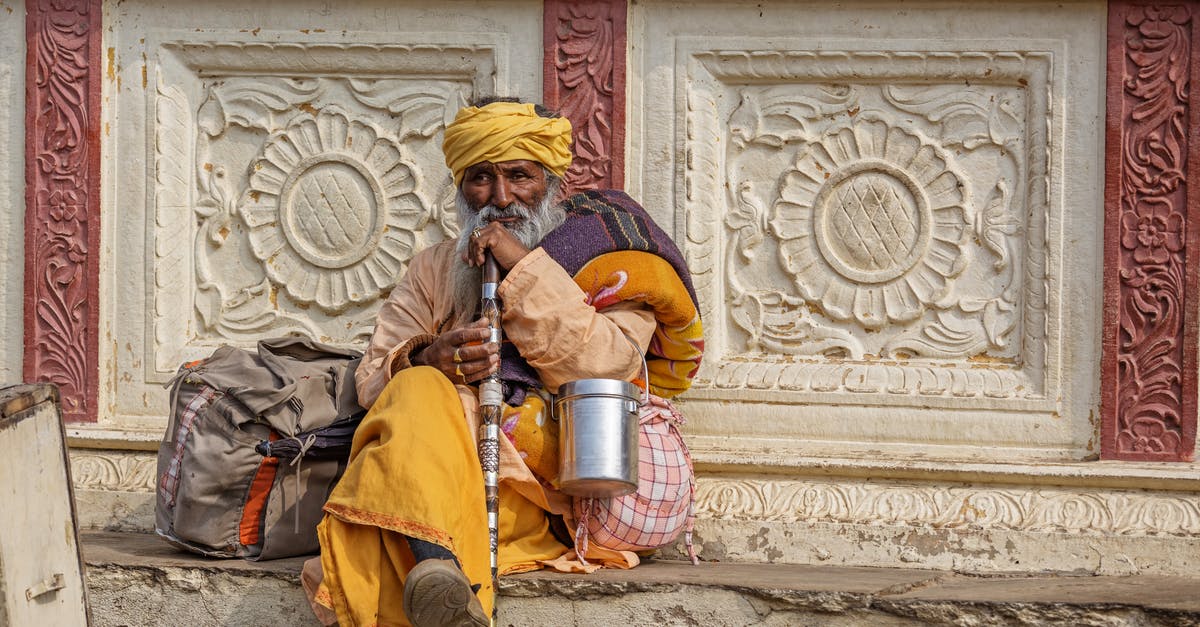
83, 531, 1200, 626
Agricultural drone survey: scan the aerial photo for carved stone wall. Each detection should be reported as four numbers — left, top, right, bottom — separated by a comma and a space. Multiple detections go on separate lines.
103, 2, 543, 421
633, 1, 1106, 463
0, 3, 25, 385
71, 450, 157, 494
48, 0, 1200, 579
23, 0, 102, 421
1102, 1, 1200, 462
679, 473, 1200, 575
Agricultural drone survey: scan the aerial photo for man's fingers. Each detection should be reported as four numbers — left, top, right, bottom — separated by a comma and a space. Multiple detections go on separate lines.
451, 325, 490, 346
460, 355, 500, 382
467, 222, 521, 267
457, 342, 497, 363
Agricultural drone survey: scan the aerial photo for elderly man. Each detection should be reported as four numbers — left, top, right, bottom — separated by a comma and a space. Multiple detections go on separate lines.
310, 100, 703, 626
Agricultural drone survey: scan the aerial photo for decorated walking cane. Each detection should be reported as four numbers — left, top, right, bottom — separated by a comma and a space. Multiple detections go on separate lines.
477, 251, 503, 626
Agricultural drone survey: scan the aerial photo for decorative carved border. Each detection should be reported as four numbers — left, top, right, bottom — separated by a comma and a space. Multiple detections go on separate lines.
695, 477, 1200, 537
71, 450, 157, 493
1102, 2, 1199, 461
24, 0, 103, 423
75, 447, 1200, 538
543, 0, 626, 192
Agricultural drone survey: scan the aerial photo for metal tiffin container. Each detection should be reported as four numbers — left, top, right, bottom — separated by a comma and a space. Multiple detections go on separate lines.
555, 378, 642, 497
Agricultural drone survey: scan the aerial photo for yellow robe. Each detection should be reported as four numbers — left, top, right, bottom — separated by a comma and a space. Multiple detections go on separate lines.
314, 242, 656, 626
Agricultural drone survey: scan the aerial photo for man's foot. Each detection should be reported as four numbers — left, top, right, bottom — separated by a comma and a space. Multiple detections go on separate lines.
403, 558, 489, 627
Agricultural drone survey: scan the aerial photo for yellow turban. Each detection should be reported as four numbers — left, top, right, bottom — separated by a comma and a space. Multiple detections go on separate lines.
442, 102, 573, 186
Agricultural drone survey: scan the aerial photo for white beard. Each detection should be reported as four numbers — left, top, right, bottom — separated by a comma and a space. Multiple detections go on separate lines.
450, 186, 565, 321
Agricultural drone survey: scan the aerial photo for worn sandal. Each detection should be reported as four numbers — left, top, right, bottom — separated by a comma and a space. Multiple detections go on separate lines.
402, 559, 489, 626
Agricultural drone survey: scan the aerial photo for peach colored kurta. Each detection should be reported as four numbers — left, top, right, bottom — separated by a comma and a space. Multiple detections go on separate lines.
357, 240, 655, 520
357, 241, 656, 408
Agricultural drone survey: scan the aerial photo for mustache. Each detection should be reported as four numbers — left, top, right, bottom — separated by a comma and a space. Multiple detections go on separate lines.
476, 203, 533, 224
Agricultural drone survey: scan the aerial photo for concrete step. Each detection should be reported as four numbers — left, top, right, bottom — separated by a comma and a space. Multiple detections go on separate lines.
82, 531, 1200, 626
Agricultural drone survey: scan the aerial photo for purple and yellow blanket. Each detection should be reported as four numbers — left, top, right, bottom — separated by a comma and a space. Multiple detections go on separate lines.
498, 189, 704, 404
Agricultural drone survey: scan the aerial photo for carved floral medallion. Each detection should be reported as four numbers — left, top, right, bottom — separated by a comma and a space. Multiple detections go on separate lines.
773, 119, 969, 329
241, 110, 421, 312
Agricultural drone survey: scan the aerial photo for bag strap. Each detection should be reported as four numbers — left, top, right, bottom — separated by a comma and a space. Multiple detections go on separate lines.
573, 498, 596, 567
286, 433, 318, 533
618, 332, 651, 407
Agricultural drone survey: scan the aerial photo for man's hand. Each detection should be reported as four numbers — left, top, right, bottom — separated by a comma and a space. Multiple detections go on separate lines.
413, 319, 499, 384
465, 222, 531, 270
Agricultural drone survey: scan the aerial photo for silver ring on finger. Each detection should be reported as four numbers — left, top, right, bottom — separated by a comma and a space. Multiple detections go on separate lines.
472, 227, 483, 239
453, 347, 463, 364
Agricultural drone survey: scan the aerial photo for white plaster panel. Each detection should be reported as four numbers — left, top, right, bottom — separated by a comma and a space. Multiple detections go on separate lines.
102, 0, 543, 423
0, 1, 25, 385
631, 1, 1106, 463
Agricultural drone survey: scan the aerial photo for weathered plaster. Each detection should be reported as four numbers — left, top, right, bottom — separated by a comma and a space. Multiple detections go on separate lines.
0, 1, 25, 384
83, 532, 1200, 626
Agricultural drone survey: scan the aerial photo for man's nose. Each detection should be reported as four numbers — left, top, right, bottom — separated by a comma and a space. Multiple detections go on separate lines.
492, 177, 513, 209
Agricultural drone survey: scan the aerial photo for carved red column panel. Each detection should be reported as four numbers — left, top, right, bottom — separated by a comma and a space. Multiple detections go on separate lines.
1102, 1, 1200, 461
24, 0, 103, 423
543, 0, 626, 193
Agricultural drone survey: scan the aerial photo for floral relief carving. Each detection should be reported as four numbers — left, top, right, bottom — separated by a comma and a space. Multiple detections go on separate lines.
685, 51, 1053, 404
188, 79, 450, 342
240, 110, 422, 311
693, 478, 1200, 537
772, 118, 971, 329
543, 0, 625, 192
71, 451, 157, 492
1104, 3, 1197, 461
25, 0, 101, 421
1122, 203, 1184, 265
149, 42, 486, 376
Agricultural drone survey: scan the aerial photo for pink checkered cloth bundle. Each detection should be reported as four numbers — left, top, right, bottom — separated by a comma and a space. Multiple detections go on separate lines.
572, 394, 699, 566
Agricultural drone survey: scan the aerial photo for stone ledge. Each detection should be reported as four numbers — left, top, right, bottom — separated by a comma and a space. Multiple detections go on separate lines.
72, 439, 1200, 575
82, 531, 1200, 626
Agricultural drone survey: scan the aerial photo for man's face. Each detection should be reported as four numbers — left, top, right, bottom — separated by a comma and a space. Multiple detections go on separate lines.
460, 159, 548, 219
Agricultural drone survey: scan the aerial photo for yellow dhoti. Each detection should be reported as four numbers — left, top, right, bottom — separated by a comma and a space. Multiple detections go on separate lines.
316, 367, 566, 626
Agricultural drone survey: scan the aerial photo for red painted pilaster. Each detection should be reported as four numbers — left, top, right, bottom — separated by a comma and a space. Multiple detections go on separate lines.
543, 0, 627, 193
24, 0, 103, 423
1102, 1, 1200, 460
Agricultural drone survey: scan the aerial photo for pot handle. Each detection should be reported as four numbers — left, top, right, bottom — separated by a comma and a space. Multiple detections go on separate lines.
620, 332, 650, 407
